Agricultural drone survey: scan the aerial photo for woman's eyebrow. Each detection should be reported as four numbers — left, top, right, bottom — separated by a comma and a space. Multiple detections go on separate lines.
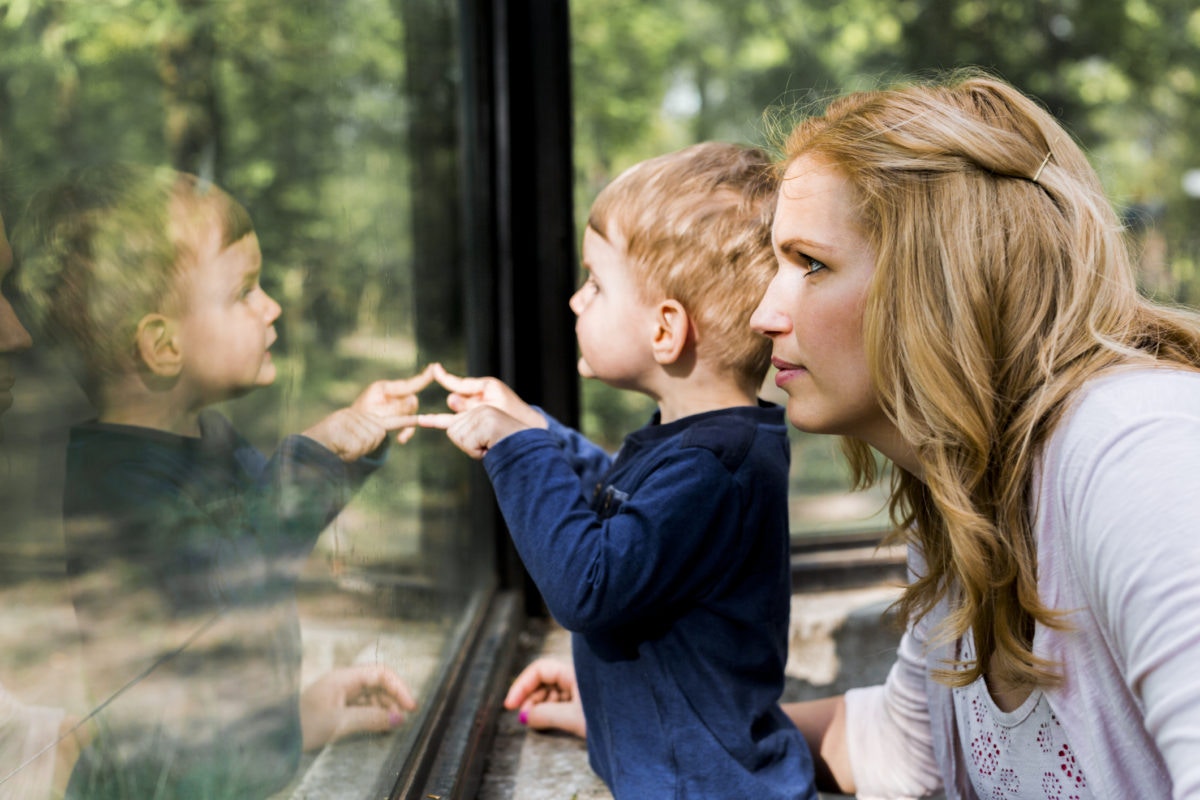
775, 236, 832, 258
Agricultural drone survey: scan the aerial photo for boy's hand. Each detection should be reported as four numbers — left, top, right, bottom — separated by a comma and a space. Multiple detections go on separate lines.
351, 365, 438, 444
418, 404, 530, 459
303, 366, 435, 459
503, 657, 586, 738
303, 408, 399, 461
430, 363, 547, 430
299, 664, 417, 752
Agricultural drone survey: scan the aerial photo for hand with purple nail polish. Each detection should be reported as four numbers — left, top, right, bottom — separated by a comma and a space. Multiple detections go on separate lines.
504, 657, 586, 738
299, 664, 418, 751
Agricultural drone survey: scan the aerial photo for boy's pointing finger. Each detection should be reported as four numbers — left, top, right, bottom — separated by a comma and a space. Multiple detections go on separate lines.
415, 412, 456, 430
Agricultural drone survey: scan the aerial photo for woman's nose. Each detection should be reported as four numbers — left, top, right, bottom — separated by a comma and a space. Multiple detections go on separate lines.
0, 300, 32, 354
750, 289, 789, 337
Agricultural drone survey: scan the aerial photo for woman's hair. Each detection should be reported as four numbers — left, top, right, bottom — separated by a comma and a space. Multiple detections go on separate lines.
14, 163, 253, 399
589, 142, 778, 394
782, 70, 1200, 688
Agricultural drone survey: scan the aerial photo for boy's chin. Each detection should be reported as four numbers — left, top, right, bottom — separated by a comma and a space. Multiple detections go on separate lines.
255, 365, 278, 387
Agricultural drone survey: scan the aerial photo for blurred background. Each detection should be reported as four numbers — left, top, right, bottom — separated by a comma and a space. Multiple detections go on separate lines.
1, 0, 1198, 795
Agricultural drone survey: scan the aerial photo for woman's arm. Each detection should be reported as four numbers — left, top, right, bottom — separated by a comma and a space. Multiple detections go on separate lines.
782, 695, 855, 794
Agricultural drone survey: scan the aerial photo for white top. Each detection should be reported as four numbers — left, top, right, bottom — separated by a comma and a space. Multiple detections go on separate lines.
953, 630, 1094, 800
843, 368, 1200, 799
0, 682, 64, 800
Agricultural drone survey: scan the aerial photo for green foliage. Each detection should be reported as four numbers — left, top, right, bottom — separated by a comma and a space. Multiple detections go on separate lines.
0, 0, 420, 352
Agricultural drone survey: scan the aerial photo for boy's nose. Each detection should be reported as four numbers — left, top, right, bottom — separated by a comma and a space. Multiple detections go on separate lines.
262, 292, 282, 324
568, 288, 585, 315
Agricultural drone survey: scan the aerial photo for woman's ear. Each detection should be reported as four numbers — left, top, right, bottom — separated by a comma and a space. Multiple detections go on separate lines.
651, 299, 691, 365
135, 313, 183, 377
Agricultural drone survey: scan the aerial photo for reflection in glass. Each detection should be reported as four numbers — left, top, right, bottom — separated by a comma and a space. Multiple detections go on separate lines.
0, 0, 483, 796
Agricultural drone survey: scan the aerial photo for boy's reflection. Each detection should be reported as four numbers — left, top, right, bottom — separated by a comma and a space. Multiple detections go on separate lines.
15, 165, 425, 799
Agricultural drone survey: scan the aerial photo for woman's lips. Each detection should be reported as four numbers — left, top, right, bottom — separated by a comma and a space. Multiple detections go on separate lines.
771, 356, 806, 387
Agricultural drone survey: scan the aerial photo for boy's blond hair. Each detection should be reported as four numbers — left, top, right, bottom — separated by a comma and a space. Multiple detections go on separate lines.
588, 142, 777, 394
15, 163, 253, 401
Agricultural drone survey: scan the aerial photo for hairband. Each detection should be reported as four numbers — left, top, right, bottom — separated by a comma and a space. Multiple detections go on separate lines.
1032, 151, 1053, 184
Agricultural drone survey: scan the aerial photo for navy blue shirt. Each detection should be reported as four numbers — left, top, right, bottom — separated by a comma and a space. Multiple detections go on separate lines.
62, 411, 382, 799
484, 403, 817, 800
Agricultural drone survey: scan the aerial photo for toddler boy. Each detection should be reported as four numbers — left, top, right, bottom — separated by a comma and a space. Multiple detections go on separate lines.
16, 163, 426, 799
422, 142, 817, 799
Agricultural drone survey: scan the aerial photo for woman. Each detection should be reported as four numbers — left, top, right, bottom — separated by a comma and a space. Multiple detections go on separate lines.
0, 211, 79, 798
508, 71, 1200, 798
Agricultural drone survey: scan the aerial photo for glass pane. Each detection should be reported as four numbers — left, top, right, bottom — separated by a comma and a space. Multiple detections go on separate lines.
571, 0, 1200, 538
0, 1, 486, 797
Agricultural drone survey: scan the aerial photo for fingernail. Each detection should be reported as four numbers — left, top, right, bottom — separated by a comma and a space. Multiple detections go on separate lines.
518, 710, 528, 726
389, 711, 402, 727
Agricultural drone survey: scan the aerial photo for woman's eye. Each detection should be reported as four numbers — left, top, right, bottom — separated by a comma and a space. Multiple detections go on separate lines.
803, 257, 827, 276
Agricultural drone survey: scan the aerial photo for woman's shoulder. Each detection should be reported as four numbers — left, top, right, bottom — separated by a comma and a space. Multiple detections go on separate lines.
1057, 367, 1200, 439
1039, 367, 1200, 524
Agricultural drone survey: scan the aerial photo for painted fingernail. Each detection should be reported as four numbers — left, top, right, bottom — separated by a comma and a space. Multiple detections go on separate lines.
518, 709, 528, 726
389, 711, 403, 726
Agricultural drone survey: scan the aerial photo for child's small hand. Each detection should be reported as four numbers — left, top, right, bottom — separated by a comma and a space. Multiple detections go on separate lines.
299, 664, 417, 751
430, 363, 547, 430
351, 365, 438, 444
418, 404, 530, 459
303, 408, 397, 461
503, 657, 586, 738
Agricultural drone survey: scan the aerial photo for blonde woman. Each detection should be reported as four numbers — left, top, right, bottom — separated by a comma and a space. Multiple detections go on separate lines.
751, 72, 1200, 798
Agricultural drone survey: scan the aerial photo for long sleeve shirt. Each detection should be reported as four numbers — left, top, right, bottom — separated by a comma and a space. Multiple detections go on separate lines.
484, 403, 817, 800
845, 369, 1200, 799
62, 411, 382, 800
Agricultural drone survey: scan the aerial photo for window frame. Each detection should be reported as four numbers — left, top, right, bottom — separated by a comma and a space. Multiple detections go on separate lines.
395, 0, 579, 796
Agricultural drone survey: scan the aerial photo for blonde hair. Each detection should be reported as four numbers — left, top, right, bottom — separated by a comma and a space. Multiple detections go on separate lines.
589, 142, 778, 394
15, 163, 253, 400
782, 70, 1200, 689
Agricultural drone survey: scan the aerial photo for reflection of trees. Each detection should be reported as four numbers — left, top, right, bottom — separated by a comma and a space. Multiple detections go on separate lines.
0, 0, 422, 355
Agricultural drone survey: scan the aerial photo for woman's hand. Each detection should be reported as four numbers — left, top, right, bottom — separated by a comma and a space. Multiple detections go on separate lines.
299, 665, 417, 751
504, 657, 586, 738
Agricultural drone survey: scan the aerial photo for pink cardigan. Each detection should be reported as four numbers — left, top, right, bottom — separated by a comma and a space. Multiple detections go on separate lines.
845, 370, 1200, 799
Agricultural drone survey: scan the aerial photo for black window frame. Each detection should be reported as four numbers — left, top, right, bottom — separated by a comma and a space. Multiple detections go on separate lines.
392, 0, 579, 796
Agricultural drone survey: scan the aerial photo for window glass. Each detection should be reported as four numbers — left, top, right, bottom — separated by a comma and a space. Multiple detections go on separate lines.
571, 0, 1200, 538
0, 1, 485, 796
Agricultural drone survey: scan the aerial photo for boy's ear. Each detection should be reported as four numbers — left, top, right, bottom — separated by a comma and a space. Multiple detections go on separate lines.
135, 313, 184, 377
650, 299, 690, 365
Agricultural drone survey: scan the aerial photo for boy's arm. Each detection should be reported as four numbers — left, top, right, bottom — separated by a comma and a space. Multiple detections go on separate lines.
481, 430, 759, 632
